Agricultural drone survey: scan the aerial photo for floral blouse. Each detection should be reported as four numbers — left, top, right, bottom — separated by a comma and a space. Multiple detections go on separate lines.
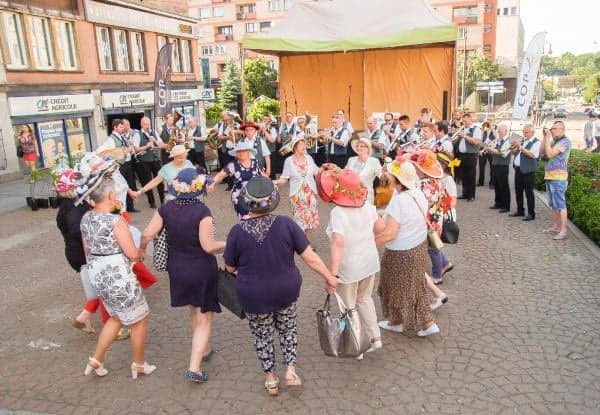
418, 178, 445, 232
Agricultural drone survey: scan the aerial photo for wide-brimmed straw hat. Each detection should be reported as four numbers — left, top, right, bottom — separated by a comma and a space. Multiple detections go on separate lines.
387, 158, 418, 190
290, 135, 306, 152
239, 176, 280, 214
228, 141, 257, 157
169, 144, 189, 158
350, 137, 373, 156
406, 149, 443, 179
316, 167, 367, 208
168, 168, 210, 200
239, 123, 260, 131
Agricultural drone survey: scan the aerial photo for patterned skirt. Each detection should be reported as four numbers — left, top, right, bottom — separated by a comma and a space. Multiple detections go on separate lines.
377, 240, 432, 332
87, 253, 149, 326
289, 184, 319, 231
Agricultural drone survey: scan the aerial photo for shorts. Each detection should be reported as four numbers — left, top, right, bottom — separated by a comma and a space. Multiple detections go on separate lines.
546, 180, 567, 210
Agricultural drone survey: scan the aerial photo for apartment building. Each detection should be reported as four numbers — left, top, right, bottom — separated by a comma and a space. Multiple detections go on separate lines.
0, 0, 202, 179
188, 0, 294, 85
495, 0, 524, 77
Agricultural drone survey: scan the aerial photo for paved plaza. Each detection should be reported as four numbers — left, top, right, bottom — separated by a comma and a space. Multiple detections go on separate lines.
0, 182, 599, 414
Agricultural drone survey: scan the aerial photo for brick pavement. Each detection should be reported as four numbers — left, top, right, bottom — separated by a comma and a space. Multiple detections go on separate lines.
0, 183, 599, 415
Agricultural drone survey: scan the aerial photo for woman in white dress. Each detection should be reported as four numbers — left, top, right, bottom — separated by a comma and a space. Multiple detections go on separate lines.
275, 136, 320, 243
346, 138, 382, 205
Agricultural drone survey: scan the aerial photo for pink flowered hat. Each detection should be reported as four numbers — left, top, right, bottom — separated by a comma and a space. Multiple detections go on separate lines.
54, 169, 79, 197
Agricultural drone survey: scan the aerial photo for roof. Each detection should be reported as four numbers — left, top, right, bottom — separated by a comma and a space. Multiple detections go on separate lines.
243, 0, 457, 53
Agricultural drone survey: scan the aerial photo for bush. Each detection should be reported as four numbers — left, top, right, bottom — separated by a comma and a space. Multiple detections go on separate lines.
247, 96, 280, 122
205, 103, 224, 126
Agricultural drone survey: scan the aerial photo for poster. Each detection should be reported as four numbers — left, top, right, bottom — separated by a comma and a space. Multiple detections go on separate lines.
37, 121, 66, 169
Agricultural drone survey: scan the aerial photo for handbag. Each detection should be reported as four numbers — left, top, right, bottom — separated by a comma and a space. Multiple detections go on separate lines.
17, 145, 24, 158
374, 182, 393, 208
79, 265, 97, 300
316, 293, 370, 358
409, 192, 444, 251
441, 211, 460, 244
152, 228, 168, 271
217, 268, 245, 319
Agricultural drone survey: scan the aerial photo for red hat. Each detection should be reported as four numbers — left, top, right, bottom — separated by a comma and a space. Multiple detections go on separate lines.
239, 123, 260, 131
317, 167, 367, 208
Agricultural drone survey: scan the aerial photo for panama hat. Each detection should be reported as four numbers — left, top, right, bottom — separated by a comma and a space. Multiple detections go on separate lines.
169, 144, 189, 158
228, 141, 257, 157
350, 137, 373, 156
387, 158, 418, 190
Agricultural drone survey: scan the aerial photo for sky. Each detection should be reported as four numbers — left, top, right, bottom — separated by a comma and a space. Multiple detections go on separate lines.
520, 0, 600, 56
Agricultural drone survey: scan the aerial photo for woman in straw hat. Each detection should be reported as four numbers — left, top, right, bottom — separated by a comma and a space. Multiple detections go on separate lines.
136, 144, 194, 203
79, 167, 156, 379
275, 136, 320, 242
224, 177, 338, 396
346, 137, 382, 205
375, 157, 440, 337
209, 141, 265, 220
141, 168, 223, 384
319, 166, 386, 357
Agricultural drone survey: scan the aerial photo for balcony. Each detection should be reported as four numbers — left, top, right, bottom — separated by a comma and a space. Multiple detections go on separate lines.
215, 33, 234, 41
452, 15, 478, 24
236, 11, 256, 20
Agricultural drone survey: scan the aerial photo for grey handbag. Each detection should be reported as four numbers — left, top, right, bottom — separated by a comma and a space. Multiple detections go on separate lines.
79, 264, 97, 300
316, 293, 370, 358
152, 228, 168, 271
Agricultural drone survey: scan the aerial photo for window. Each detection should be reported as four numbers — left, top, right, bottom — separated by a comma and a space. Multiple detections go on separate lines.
199, 8, 211, 19
260, 21, 272, 32
510, 6, 517, 15
202, 45, 214, 56
218, 63, 226, 73
113, 29, 130, 71
269, 0, 281, 11
484, 3, 493, 12
483, 44, 491, 53
246, 22, 258, 33
30, 16, 55, 69
284, 0, 293, 9
497, 8, 500, 15
157, 35, 167, 51
458, 27, 467, 40
453, 6, 477, 17
503, 7, 508, 15
96, 26, 113, 71
171, 38, 181, 73
213, 6, 224, 17
239, 4, 256, 13
55, 20, 77, 70
215, 44, 225, 55
3, 12, 28, 68
180, 39, 191, 73
130, 32, 145, 72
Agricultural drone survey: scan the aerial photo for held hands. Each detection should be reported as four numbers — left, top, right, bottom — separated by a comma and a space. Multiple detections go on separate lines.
325, 276, 338, 294
207, 183, 216, 193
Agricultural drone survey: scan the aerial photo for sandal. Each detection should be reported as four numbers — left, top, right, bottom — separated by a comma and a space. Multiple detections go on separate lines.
264, 378, 279, 396
71, 318, 95, 334
432, 277, 443, 285
285, 372, 302, 387
84, 357, 108, 377
185, 370, 208, 383
442, 263, 454, 276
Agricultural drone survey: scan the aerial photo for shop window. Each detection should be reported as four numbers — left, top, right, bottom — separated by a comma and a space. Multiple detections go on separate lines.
181, 39, 192, 73
113, 29, 130, 72
29, 16, 55, 69
96, 26, 113, 71
157, 35, 167, 51
131, 31, 145, 72
2, 12, 28, 68
171, 38, 181, 73
56, 20, 78, 70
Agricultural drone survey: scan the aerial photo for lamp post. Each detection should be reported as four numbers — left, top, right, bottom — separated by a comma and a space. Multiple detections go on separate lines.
461, 26, 468, 109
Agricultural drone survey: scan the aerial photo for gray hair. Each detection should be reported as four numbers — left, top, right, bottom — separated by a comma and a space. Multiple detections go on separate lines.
498, 124, 508, 134
88, 177, 116, 204
523, 123, 534, 132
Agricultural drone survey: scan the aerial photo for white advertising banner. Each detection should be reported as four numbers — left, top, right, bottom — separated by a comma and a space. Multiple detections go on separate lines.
102, 89, 208, 108
8, 94, 95, 117
512, 32, 547, 120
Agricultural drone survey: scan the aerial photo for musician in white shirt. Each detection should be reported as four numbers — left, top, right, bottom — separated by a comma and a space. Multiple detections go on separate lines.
336, 109, 354, 134
431, 122, 454, 154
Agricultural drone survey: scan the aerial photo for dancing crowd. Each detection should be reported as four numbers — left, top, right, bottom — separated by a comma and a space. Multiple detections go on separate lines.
53, 106, 571, 396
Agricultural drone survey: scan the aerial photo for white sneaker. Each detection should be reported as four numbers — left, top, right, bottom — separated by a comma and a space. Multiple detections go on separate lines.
355, 353, 364, 360
417, 323, 440, 337
430, 296, 448, 311
366, 340, 383, 353
378, 320, 403, 333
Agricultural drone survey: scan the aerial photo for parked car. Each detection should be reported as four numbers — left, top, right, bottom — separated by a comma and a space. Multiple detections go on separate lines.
553, 107, 567, 118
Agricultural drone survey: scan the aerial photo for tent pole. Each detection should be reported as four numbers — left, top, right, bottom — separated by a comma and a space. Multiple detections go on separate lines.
241, 47, 247, 120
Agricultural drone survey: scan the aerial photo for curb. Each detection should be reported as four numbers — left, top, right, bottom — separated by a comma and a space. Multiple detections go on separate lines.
534, 189, 600, 261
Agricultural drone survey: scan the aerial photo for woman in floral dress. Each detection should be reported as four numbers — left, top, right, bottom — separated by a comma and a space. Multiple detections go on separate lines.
276, 136, 320, 243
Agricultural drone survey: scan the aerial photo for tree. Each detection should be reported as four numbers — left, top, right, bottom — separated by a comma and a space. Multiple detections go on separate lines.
542, 79, 558, 101
244, 58, 278, 102
583, 72, 600, 104
248, 96, 280, 122
217, 59, 242, 111
457, 50, 503, 98
205, 102, 224, 125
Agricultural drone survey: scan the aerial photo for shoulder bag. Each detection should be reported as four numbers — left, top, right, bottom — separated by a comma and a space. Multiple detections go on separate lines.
217, 268, 245, 319
441, 210, 459, 244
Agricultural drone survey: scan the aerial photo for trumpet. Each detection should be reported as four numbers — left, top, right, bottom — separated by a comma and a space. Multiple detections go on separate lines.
450, 126, 466, 142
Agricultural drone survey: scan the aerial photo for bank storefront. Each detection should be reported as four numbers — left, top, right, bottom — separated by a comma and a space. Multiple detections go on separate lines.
8, 93, 95, 171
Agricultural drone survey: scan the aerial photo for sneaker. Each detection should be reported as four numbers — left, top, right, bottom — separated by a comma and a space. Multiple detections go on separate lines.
378, 320, 403, 333
430, 296, 448, 311
355, 353, 364, 360
366, 340, 383, 353
417, 323, 440, 337
553, 233, 568, 240
542, 227, 559, 234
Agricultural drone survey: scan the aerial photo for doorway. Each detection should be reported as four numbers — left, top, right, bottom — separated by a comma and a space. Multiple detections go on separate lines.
105, 112, 146, 135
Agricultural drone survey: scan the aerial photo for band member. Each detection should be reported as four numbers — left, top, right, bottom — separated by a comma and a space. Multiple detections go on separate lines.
122, 119, 142, 186
431, 121, 454, 154
379, 112, 399, 154
134, 117, 164, 208
216, 111, 236, 190
454, 113, 482, 201
448, 110, 463, 135
367, 116, 386, 161
108, 118, 138, 212
510, 123, 540, 221
159, 114, 176, 164
336, 109, 354, 134
278, 112, 297, 146
487, 125, 512, 212
187, 117, 207, 172
478, 116, 498, 188
241, 123, 271, 177
415, 108, 434, 136
388, 115, 419, 160
329, 114, 350, 167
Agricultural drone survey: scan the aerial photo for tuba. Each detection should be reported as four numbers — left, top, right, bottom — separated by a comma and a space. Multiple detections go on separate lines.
206, 127, 222, 150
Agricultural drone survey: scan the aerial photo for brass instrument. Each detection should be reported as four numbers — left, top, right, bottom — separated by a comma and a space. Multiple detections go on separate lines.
206, 128, 222, 150
279, 141, 294, 156
450, 126, 466, 143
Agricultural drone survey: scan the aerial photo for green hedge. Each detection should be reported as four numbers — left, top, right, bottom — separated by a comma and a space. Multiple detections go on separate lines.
535, 150, 600, 246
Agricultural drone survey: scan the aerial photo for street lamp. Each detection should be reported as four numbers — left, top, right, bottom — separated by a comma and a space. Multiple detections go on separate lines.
460, 25, 467, 109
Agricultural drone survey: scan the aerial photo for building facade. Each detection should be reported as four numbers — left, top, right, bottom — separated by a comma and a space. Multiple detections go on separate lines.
0, 0, 202, 179
495, 0, 524, 78
188, 0, 294, 86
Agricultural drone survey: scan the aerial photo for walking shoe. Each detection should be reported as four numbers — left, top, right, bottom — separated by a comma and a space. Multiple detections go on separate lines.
186, 370, 208, 383
442, 263, 454, 276
542, 227, 559, 234
378, 320, 403, 333
366, 340, 383, 353
553, 233, 568, 240
508, 211, 524, 217
356, 353, 364, 360
430, 296, 448, 311
498, 209, 510, 213
417, 323, 440, 337
522, 215, 535, 221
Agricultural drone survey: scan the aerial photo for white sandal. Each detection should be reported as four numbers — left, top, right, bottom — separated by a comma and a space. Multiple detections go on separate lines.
84, 357, 108, 377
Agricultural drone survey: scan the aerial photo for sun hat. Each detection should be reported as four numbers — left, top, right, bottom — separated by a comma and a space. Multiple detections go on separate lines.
316, 167, 367, 208
54, 169, 79, 198
406, 148, 443, 179
168, 168, 211, 200
238, 176, 280, 214
290, 135, 306, 152
350, 137, 373, 156
228, 141, 257, 157
387, 158, 418, 190
239, 123, 260, 131
72, 152, 119, 205
169, 144, 189, 158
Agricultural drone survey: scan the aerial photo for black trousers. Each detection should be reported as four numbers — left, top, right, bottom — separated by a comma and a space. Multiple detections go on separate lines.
138, 160, 164, 206
478, 154, 494, 186
514, 167, 535, 216
218, 149, 233, 188
309, 148, 327, 167
119, 161, 137, 211
330, 154, 348, 168
492, 164, 510, 210
188, 150, 207, 173
458, 153, 478, 199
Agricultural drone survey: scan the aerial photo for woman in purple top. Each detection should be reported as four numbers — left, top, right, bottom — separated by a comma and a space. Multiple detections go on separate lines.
224, 176, 338, 397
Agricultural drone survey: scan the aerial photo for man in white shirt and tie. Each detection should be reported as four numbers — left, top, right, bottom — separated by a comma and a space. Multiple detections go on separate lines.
510, 123, 540, 221
329, 114, 350, 167
487, 124, 512, 213
108, 118, 138, 212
